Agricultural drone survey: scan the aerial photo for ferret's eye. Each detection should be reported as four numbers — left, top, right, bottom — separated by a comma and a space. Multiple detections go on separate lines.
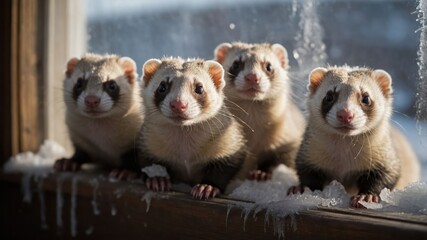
157, 81, 167, 94
324, 91, 334, 103
265, 62, 273, 73
75, 78, 84, 90
107, 80, 118, 92
231, 61, 241, 70
362, 94, 371, 105
195, 83, 204, 95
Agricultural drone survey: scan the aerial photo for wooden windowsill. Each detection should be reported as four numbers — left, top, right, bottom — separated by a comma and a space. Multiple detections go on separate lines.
1, 172, 426, 239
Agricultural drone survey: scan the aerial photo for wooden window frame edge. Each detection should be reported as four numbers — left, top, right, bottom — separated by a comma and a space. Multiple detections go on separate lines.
44, 0, 86, 154
1, 172, 426, 239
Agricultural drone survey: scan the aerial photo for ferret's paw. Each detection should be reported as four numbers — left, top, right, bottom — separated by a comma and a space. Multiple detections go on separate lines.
54, 158, 81, 172
109, 169, 138, 181
191, 184, 220, 200
350, 194, 380, 209
287, 185, 306, 195
145, 177, 171, 192
248, 169, 272, 181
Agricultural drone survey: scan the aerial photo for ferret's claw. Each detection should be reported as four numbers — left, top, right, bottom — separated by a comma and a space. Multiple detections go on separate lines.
350, 194, 381, 208
109, 169, 138, 181
287, 185, 306, 195
145, 177, 171, 192
248, 170, 272, 181
191, 184, 220, 200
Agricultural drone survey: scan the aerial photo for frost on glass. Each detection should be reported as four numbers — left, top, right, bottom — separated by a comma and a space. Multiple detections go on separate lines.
292, 0, 327, 80
417, 0, 427, 135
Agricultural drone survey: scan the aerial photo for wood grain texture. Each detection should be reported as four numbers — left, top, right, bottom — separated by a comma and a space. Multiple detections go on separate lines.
1, 173, 426, 240
17, 0, 46, 152
7, 0, 47, 157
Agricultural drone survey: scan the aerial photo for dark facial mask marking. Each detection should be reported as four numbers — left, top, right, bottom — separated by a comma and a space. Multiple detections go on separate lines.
321, 89, 339, 119
228, 57, 245, 83
72, 78, 87, 100
154, 80, 173, 107
103, 79, 121, 102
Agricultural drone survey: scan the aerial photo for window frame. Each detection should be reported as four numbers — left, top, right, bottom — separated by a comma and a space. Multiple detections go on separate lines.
1, 0, 46, 163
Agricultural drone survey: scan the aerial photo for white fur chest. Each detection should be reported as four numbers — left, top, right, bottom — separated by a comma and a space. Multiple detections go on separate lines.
144, 124, 208, 176
310, 135, 372, 182
231, 100, 285, 151
67, 112, 140, 166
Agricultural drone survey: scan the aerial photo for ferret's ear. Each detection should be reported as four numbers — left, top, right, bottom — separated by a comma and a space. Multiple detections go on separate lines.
66, 57, 79, 77
308, 67, 328, 93
271, 44, 288, 69
205, 60, 225, 91
371, 69, 393, 95
118, 57, 137, 84
143, 59, 162, 87
214, 43, 232, 64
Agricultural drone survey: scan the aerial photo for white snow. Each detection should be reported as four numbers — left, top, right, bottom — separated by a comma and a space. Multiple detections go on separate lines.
361, 182, 427, 214
21, 174, 32, 203
141, 191, 156, 213
228, 164, 299, 202
229, 165, 427, 237
141, 164, 169, 178
37, 179, 48, 230
3, 139, 68, 177
3, 140, 69, 231
56, 175, 66, 228
90, 178, 101, 215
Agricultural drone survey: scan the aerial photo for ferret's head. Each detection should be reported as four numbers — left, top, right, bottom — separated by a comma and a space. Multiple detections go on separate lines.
307, 66, 393, 136
142, 57, 225, 126
214, 42, 289, 101
63, 54, 139, 118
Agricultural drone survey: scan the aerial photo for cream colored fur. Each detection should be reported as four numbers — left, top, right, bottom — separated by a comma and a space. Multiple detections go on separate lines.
140, 58, 246, 183
214, 42, 305, 177
302, 66, 419, 193
64, 53, 143, 167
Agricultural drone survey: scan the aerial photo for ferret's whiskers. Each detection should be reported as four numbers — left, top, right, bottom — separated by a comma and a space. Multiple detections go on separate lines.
224, 98, 248, 116
391, 119, 407, 134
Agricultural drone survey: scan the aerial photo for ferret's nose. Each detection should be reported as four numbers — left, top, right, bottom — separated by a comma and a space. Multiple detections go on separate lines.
85, 95, 100, 108
170, 100, 188, 113
245, 73, 260, 85
337, 109, 354, 123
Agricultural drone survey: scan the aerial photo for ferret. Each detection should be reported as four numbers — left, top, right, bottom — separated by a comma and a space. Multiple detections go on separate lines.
289, 66, 420, 208
54, 53, 144, 180
138, 57, 246, 199
214, 42, 305, 181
